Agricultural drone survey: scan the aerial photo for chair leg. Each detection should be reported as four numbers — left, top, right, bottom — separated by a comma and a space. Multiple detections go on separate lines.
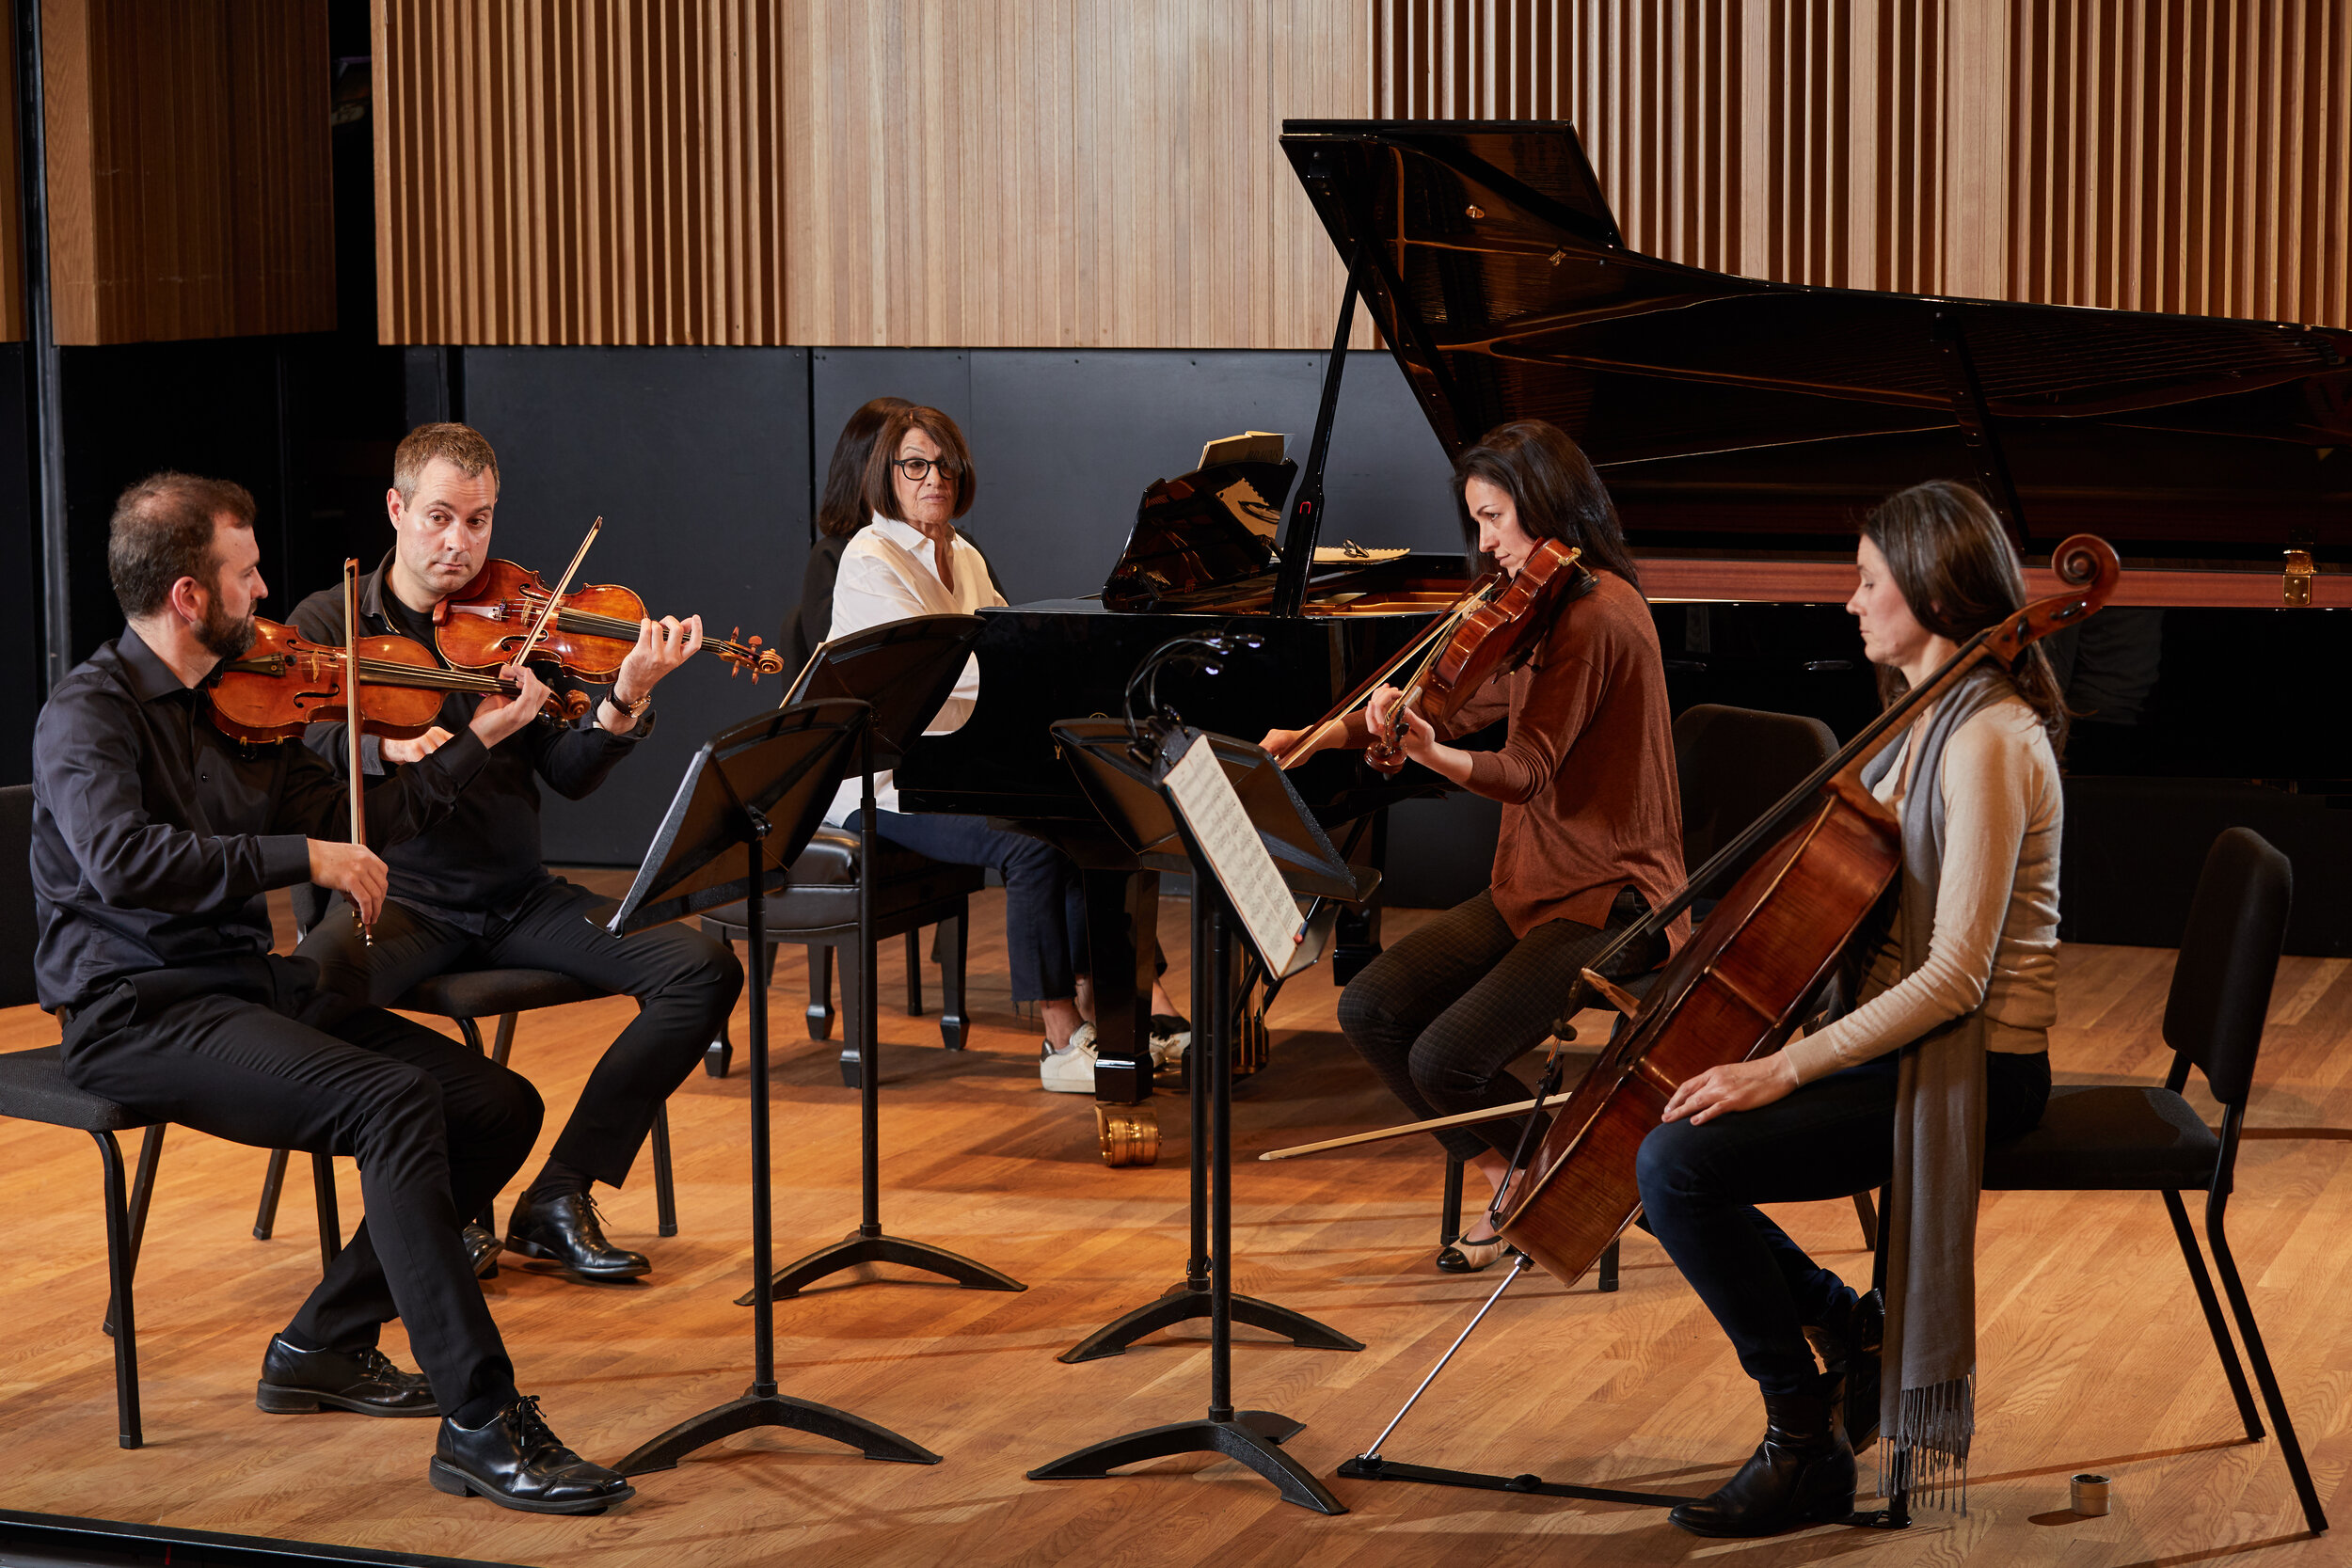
311, 1153, 342, 1270
938, 911, 968, 1051
104, 1125, 167, 1338
838, 941, 866, 1089
1439, 1155, 1464, 1246
651, 1103, 678, 1239
92, 1131, 141, 1450
807, 943, 835, 1041
454, 1016, 488, 1056
2202, 1191, 2329, 1533
1598, 1237, 1620, 1293
253, 1148, 291, 1241
489, 1013, 518, 1068
904, 927, 924, 1017
1852, 1190, 1879, 1250
2162, 1188, 2263, 1441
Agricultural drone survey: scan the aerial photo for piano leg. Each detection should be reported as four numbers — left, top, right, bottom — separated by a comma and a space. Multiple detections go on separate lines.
1083, 868, 1161, 1167
1330, 807, 1390, 986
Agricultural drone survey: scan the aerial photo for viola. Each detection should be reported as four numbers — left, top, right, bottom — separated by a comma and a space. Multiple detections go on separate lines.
432, 559, 785, 683
1275, 538, 1594, 771
1489, 534, 2122, 1289
206, 618, 587, 744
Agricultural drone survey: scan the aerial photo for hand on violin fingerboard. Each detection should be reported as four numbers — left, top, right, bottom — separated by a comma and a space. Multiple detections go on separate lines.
469, 665, 555, 748
605, 615, 704, 730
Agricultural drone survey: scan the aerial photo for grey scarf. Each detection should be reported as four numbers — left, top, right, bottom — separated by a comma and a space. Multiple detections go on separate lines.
1855, 662, 2018, 1511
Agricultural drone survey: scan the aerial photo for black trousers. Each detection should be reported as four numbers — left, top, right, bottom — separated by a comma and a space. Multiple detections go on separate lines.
1634, 1051, 2053, 1398
297, 879, 743, 1189
1338, 887, 1652, 1164
62, 966, 537, 1417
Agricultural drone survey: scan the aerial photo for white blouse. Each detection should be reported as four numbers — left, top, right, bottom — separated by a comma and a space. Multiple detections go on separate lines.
822, 515, 1007, 823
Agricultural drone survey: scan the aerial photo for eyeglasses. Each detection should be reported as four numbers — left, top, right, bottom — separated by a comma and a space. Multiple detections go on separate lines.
891, 456, 962, 482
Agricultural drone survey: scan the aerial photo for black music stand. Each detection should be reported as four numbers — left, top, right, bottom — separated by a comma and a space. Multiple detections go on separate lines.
610, 700, 938, 1477
1048, 720, 1366, 1367
1027, 723, 1366, 1514
734, 614, 1025, 1303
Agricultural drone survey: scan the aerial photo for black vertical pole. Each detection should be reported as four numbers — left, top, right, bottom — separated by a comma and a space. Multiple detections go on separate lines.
857, 719, 881, 1237
1184, 877, 1210, 1292
17, 0, 68, 687
1206, 896, 1233, 1424
746, 817, 775, 1399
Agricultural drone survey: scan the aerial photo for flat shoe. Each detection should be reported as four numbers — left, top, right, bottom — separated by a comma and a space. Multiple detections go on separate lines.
1435, 1234, 1512, 1274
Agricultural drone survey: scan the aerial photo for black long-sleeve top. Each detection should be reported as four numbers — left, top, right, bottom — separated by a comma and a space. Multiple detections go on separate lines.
291, 554, 652, 931
31, 626, 491, 1011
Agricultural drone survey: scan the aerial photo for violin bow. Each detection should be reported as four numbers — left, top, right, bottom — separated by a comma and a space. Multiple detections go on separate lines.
516, 516, 603, 667
342, 560, 372, 946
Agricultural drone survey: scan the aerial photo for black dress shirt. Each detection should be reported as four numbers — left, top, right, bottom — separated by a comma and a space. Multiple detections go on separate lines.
30, 626, 491, 1011
291, 554, 652, 932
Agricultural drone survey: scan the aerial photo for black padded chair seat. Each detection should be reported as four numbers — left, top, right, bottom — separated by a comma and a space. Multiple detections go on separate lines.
0, 1045, 138, 1134
1983, 1084, 2222, 1191
393, 969, 605, 1020
699, 830, 986, 939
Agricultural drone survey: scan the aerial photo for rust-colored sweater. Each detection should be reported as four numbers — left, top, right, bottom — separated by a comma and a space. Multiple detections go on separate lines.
1343, 569, 1688, 943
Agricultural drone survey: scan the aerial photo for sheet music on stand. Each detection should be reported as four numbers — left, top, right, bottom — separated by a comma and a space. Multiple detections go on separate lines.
1160, 733, 1313, 979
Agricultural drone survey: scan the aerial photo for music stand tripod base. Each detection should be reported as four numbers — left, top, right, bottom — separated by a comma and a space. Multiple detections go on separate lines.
742, 1229, 1025, 1303
621, 1388, 941, 1474
1059, 1279, 1363, 1365
1028, 1411, 1341, 1516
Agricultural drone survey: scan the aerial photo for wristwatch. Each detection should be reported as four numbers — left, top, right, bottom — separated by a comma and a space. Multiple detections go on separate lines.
608, 688, 654, 721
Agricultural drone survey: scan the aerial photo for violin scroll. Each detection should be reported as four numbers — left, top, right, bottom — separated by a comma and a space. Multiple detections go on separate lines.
720, 628, 787, 680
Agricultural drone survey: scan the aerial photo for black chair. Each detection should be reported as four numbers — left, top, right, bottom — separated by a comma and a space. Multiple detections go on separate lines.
0, 784, 339, 1449
1981, 828, 2327, 1534
252, 885, 677, 1247
698, 614, 988, 1090
1439, 705, 1865, 1276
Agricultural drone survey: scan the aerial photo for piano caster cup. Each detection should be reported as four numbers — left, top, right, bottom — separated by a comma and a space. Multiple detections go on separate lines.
1097, 1103, 1160, 1167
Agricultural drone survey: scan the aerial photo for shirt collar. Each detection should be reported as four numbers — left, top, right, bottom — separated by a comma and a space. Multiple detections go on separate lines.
867, 514, 931, 550
358, 550, 398, 624
114, 625, 197, 704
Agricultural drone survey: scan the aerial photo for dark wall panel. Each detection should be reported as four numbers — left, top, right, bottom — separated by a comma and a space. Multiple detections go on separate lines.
463, 347, 810, 864
0, 344, 36, 783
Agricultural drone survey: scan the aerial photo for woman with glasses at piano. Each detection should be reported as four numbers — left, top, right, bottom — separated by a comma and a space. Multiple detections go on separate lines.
823, 404, 1188, 1088
1261, 419, 1688, 1272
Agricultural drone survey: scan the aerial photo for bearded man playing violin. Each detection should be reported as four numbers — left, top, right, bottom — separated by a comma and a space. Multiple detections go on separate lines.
32, 472, 634, 1513
290, 421, 743, 1287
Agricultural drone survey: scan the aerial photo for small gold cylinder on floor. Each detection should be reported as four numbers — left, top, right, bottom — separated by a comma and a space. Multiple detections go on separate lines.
2071, 1474, 2111, 1516
1096, 1104, 1160, 1167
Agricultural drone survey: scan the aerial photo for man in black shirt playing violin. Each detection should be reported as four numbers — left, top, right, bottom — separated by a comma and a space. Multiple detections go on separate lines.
35, 471, 630, 1513
292, 422, 743, 1287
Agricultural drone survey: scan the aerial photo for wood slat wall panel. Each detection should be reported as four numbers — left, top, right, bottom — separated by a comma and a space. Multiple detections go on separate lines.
1375, 0, 2352, 327
39, 0, 331, 345
374, 0, 789, 345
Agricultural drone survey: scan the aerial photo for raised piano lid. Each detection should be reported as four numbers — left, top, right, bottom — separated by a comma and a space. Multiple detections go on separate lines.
1279, 119, 2352, 600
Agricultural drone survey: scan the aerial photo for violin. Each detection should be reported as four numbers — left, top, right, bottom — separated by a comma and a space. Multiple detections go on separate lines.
432, 559, 786, 682
1276, 538, 1594, 770
206, 618, 588, 744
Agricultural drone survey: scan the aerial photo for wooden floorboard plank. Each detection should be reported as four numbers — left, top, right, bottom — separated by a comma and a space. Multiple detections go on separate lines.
0, 879, 2341, 1563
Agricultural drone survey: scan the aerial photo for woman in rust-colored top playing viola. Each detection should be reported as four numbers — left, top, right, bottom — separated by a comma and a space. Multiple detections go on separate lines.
1263, 420, 1688, 1273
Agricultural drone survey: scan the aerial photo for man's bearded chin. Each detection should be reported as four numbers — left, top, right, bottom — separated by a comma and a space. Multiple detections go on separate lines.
197, 603, 259, 659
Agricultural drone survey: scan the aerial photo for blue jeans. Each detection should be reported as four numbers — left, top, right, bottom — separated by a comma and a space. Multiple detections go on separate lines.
866, 810, 1086, 1003
1634, 1051, 2051, 1397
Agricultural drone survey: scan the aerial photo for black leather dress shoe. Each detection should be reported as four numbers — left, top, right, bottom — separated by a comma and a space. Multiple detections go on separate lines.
256, 1336, 438, 1418
505, 1192, 650, 1282
1668, 1383, 1855, 1538
463, 1222, 502, 1279
429, 1395, 634, 1514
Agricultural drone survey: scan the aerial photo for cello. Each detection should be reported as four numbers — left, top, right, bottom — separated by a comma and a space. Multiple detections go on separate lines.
1490, 532, 2121, 1284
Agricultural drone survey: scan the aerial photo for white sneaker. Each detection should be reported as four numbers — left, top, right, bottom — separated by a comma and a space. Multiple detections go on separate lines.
1039, 1022, 1099, 1093
1148, 1013, 1192, 1069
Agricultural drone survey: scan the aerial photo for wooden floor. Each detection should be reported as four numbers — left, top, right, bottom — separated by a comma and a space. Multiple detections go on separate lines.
1, 877, 2344, 1566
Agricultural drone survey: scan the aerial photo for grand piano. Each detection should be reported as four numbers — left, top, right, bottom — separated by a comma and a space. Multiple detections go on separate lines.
902, 119, 2352, 1161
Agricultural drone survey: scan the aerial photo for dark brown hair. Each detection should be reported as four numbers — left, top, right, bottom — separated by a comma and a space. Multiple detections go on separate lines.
1863, 479, 2070, 752
393, 421, 500, 502
1453, 420, 1641, 589
108, 472, 257, 620
861, 405, 977, 524
818, 397, 914, 538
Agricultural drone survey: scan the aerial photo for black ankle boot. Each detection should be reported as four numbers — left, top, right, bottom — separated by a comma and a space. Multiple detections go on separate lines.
1806, 1288, 1883, 1450
1668, 1383, 1856, 1538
